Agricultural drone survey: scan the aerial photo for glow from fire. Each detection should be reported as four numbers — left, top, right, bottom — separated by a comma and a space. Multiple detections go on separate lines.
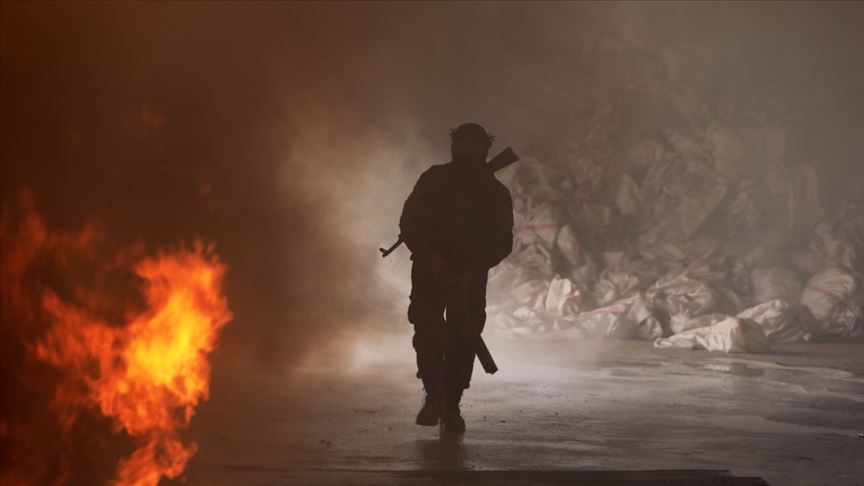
38, 244, 231, 485
4, 196, 232, 486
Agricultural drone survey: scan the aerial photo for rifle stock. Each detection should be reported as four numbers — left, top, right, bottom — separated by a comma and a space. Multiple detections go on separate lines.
449, 283, 499, 374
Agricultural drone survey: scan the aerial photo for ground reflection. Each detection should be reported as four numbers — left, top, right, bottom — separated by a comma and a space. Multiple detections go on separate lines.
414, 429, 467, 470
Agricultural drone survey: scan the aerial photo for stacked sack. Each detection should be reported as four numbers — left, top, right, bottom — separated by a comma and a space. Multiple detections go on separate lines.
487, 36, 864, 353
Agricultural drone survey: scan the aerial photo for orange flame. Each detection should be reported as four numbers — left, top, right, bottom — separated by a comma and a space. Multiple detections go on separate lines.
2, 193, 232, 485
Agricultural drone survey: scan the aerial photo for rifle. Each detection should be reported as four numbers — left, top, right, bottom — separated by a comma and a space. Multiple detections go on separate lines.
379, 146, 519, 375
378, 147, 519, 257
448, 273, 499, 374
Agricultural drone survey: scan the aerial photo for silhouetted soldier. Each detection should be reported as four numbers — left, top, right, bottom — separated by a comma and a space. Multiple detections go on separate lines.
400, 123, 513, 431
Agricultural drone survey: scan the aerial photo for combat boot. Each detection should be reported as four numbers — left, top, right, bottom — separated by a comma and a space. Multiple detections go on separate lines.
416, 371, 445, 426
415, 392, 443, 426
441, 389, 466, 432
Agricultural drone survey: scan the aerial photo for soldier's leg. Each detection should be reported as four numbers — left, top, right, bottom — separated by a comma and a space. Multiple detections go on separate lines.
444, 270, 489, 398
408, 260, 448, 396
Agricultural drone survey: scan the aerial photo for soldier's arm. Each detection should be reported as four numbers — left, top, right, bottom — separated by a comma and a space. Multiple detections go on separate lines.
399, 170, 436, 257
479, 186, 514, 269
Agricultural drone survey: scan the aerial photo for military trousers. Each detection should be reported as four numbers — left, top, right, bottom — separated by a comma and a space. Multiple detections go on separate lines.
408, 259, 488, 394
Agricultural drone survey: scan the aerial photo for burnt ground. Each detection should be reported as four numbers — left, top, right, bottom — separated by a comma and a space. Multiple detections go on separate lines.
174, 336, 864, 486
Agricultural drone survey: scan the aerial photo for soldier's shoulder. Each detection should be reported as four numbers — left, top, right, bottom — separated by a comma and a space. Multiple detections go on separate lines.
417, 163, 452, 184
421, 163, 450, 175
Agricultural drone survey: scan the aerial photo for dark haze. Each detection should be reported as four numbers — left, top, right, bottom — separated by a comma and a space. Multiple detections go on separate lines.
3, 2, 863, 483
3, 2, 863, 377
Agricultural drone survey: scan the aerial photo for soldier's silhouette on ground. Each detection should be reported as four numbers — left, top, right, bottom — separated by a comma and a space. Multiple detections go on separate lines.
398, 123, 515, 432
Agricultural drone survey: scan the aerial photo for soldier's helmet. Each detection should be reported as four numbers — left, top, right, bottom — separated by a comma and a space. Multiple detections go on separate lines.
450, 123, 495, 148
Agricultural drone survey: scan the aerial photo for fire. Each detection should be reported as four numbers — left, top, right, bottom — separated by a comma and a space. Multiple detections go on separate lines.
35, 244, 231, 485
1, 192, 232, 485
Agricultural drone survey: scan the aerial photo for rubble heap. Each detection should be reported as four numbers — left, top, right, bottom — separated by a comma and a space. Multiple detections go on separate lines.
488, 43, 864, 352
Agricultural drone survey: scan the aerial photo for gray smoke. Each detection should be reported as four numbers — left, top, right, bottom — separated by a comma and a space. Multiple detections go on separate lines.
2, 2, 862, 378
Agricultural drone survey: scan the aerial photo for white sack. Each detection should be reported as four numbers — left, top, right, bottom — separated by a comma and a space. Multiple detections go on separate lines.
737, 299, 810, 343
800, 267, 863, 338
812, 223, 858, 269
654, 317, 771, 353
670, 313, 729, 335
556, 293, 662, 340
750, 267, 804, 304
544, 276, 582, 317
648, 273, 721, 332
556, 224, 586, 268
593, 259, 666, 305
514, 201, 562, 248
558, 303, 637, 340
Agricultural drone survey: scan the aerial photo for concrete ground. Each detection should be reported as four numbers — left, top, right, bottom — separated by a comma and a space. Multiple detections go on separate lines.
174, 335, 864, 486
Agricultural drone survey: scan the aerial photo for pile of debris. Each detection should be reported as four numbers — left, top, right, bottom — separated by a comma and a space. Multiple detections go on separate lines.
488, 43, 864, 353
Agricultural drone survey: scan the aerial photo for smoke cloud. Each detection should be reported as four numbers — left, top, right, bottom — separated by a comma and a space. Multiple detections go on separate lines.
3, 0, 863, 387
3, 2, 864, 483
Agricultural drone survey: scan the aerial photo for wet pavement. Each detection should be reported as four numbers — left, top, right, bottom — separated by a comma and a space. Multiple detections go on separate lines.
175, 337, 864, 485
